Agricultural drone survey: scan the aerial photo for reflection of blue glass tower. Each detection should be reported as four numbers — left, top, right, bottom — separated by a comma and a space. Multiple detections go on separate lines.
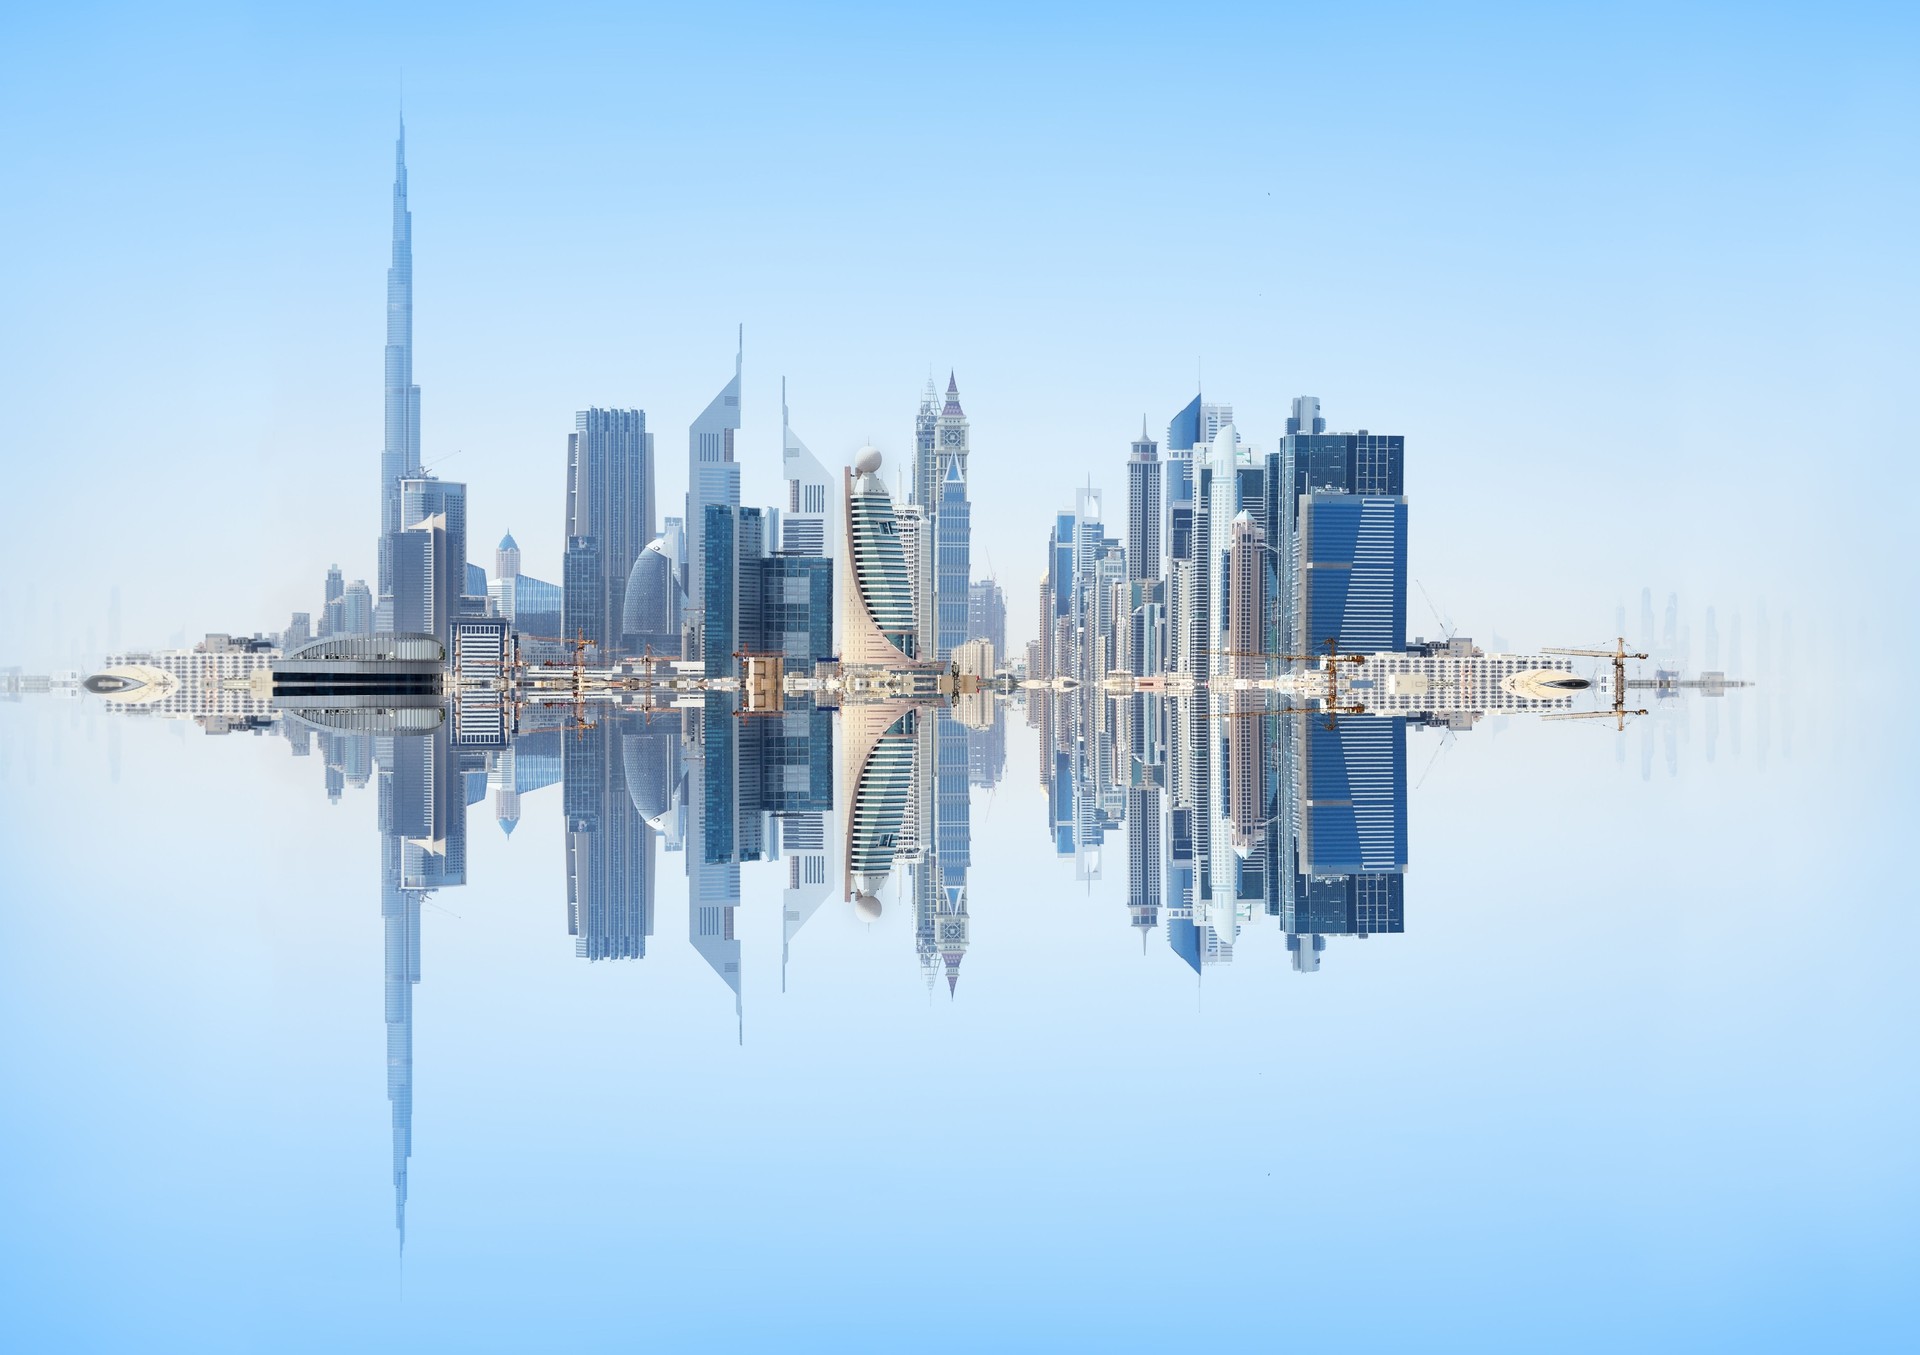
1274, 714, 1408, 972
375, 722, 467, 1249
377, 121, 422, 632
687, 697, 744, 1036
563, 713, 656, 960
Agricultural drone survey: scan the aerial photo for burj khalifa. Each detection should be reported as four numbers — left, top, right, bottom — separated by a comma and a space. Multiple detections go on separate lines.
376, 118, 421, 631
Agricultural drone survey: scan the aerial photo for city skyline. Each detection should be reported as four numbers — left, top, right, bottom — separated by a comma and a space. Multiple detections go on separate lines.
6, 8, 1906, 673
0, 7, 1912, 1350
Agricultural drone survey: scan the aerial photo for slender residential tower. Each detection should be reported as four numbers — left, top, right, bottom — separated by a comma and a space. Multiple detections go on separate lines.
377, 119, 422, 631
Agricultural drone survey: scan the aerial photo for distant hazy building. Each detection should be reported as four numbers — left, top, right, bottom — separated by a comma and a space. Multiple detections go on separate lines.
322, 566, 345, 637
967, 579, 1006, 658
342, 580, 374, 637
283, 612, 312, 652
489, 531, 561, 642
565, 408, 654, 659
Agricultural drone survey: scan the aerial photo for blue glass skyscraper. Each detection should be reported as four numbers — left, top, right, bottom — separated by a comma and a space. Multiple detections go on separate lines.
1272, 714, 1408, 971
1271, 415, 1406, 655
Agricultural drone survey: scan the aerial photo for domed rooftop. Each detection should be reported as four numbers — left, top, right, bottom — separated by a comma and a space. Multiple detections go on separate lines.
853, 893, 883, 923
499, 531, 518, 550
853, 446, 883, 475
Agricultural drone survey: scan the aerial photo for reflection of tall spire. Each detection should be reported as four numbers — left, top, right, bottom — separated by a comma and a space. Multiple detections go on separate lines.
382, 833, 419, 1252
377, 118, 422, 626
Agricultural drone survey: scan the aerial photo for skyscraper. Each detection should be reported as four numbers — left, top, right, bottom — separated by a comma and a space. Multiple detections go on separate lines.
931, 373, 972, 662
562, 536, 603, 649
377, 120, 421, 633
1127, 419, 1161, 584
391, 476, 469, 647
840, 448, 922, 667
1226, 511, 1266, 679
1126, 420, 1164, 676
1271, 409, 1406, 656
1165, 394, 1201, 679
780, 380, 832, 557
895, 503, 931, 659
701, 504, 766, 678
684, 330, 743, 660
759, 555, 833, 669
322, 565, 345, 637
620, 536, 683, 657
564, 408, 653, 660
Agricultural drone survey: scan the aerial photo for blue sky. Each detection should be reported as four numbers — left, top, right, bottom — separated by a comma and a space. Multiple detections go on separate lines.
0, 1, 1914, 664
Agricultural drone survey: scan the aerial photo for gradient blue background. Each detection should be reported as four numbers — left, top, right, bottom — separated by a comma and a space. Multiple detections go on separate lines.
1, 2, 1916, 1350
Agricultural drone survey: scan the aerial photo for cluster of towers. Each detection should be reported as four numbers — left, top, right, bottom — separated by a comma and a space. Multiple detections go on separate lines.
1028, 392, 1413, 975
1030, 393, 1407, 687
344, 120, 1007, 686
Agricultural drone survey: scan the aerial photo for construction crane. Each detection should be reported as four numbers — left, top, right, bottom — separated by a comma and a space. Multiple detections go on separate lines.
1206, 639, 1368, 728
1540, 637, 1649, 732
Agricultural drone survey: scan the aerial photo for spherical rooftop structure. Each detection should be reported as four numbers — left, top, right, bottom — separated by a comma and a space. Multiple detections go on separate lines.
853, 446, 883, 475
853, 893, 883, 923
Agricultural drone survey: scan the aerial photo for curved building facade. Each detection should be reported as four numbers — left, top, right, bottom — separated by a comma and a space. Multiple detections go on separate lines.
840, 449, 924, 668
838, 701, 919, 901
621, 535, 683, 656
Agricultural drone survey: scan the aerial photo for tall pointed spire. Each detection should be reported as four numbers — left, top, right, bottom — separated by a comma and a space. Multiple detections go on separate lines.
943, 370, 963, 417
376, 116, 421, 626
